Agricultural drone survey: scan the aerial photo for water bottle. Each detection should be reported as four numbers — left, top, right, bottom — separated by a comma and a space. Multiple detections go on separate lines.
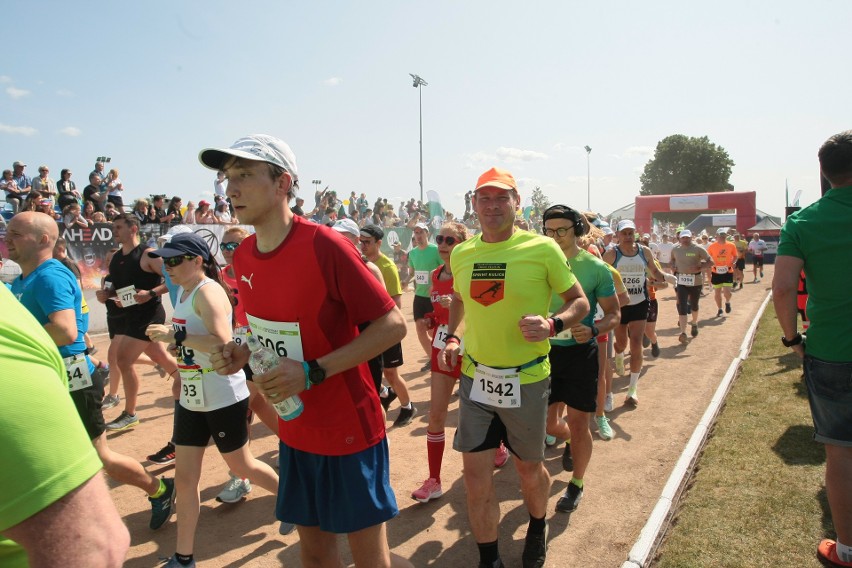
246, 335, 303, 421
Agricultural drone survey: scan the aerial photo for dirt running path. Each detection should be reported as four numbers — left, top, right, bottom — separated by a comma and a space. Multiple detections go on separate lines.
101, 267, 774, 567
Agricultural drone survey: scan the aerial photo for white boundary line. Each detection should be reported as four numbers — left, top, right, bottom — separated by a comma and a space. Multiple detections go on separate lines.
620, 291, 773, 568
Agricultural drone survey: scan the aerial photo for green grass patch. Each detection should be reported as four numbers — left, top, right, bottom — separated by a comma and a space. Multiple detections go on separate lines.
653, 304, 832, 568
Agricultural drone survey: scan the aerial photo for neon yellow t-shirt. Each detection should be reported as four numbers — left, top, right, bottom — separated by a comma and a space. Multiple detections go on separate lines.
374, 253, 402, 297
0, 286, 102, 568
451, 230, 577, 383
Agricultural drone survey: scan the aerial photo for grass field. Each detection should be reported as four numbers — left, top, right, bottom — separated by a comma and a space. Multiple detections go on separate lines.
652, 303, 834, 568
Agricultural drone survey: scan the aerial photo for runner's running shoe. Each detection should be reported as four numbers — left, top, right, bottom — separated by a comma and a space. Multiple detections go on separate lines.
604, 393, 613, 412
521, 522, 548, 568
614, 353, 625, 375
161, 555, 195, 568
216, 474, 252, 503
625, 386, 639, 406
691, 323, 699, 337
556, 482, 583, 513
420, 361, 432, 372
725, 302, 732, 314
105, 411, 139, 431
596, 416, 613, 440
717, 309, 723, 317
393, 405, 417, 428
651, 342, 661, 357
494, 442, 510, 468
149, 478, 176, 530
545, 434, 557, 447
148, 442, 176, 465
411, 478, 443, 503
380, 387, 397, 412
279, 521, 296, 536
817, 539, 852, 567
679, 333, 689, 345
101, 394, 120, 410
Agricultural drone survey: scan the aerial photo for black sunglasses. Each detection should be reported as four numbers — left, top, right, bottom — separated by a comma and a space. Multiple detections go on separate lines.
220, 242, 240, 252
435, 235, 458, 245
163, 255, 197, 268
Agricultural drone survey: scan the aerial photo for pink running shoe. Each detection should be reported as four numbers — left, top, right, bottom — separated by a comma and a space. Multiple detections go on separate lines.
494, 443, 510, 468
411, 478, 443, 503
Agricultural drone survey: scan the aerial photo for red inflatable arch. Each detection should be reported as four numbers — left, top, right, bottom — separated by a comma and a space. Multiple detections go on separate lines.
634, 191, 757, 235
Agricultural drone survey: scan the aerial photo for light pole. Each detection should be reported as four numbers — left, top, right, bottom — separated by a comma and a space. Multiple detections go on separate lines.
584, 145, 592, 210
410, 73, 428, 204
312, 179, 322, 199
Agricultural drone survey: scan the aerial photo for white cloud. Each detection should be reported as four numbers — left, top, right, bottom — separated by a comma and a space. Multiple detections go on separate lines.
462, 151, 494, 169
0, 75, 12, 84
0, 123, 38, 136
322, 77, 342, 87
625, 146, 654, 158
6, 86, 30, 99
59, 126, 82, 137
565, 175, 587, 184
552, 142, 585, 153
495, 147, 548, 163
56, 89, 74, 97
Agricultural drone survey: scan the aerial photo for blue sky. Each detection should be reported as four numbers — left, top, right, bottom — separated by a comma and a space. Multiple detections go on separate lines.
2, 1, 848, 219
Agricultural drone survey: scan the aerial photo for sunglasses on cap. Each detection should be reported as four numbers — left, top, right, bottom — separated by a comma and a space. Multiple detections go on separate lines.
163, 255, 197, 268
220, 241, 240, 252
435, 235, 458, 245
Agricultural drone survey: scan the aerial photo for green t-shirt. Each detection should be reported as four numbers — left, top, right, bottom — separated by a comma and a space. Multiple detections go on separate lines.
776, 186, 852, 362
375, 253, 402, 298
0, 286, 102, 567
451, 230, 577, 383
550, 249, 615, 347
408, 244, 443, 297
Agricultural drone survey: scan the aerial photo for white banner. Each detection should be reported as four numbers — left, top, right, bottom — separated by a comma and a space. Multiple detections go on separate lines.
713, 215, 737, 226
670, 195, 708, 210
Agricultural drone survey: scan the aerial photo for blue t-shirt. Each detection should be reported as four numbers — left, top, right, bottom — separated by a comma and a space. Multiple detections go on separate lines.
11, 259, 90, 369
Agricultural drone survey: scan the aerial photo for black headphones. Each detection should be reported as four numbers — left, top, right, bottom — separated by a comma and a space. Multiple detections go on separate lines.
542, 205, 588, 237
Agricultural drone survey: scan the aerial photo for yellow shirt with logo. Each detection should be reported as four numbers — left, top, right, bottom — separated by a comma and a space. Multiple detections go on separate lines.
451, 230, 577, 384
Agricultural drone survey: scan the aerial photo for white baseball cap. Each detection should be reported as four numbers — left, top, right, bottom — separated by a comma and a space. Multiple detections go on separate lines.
332, 218, 360, 237
616, 219, 636, 232
679, 229, 693, 238
199, 134, 299, 191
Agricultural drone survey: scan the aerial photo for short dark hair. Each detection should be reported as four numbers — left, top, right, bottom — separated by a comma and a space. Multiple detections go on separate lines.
818, 130, 852, 186
113, 212, 140, 230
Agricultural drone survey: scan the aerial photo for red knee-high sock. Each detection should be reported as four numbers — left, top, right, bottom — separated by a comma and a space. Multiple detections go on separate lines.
426, 430, 445, 482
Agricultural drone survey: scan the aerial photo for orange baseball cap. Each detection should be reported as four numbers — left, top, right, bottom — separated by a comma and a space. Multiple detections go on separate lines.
475, 167, 517, 192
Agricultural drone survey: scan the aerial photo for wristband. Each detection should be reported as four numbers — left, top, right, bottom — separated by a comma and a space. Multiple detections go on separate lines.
301, 361, 311, 390
591, 325, 600, 338
548, 318, 556, 337
446, 333, 461, 344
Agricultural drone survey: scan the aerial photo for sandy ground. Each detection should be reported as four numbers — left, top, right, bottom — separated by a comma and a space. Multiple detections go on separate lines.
97, 266, 774, 567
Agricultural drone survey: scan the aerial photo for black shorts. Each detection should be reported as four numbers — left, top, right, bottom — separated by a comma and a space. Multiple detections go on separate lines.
711, 273, 735, 287
753, 256, 764, 268
70, 366, 107, 440
620, 300, 650, 324
646, 299, 659, 323
382, 342, 403, 369
735, 258, 746, 270
174, 398, 250, 454
111, 303, 166, 341
367, 355, 384, 393
548, 342, 598, 413
676, 285, 701, 315
413, 295, 433, 320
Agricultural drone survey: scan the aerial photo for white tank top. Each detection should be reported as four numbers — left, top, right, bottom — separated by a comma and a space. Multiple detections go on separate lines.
172, 278, 248, 411
614, 246, 649, 306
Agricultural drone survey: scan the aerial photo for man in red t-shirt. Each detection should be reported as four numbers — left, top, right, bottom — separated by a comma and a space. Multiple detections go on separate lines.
204, 135, 411, 568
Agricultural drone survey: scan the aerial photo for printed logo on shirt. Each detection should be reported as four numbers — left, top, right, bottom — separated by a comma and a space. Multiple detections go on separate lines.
470, 263, 506, 307
241, 273, 255, 290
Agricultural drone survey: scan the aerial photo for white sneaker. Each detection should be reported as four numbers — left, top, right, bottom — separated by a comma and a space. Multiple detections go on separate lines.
215, 474, 252, 503
604, 393, 613, 413
625, 386, 638, 406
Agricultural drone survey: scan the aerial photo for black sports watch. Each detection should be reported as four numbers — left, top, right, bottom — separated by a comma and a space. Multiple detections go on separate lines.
148, 289, 159, 298
550, 317, 564, 335
781, 333, 803, 347
590, 325, 600, 338
306, 359, 327, 386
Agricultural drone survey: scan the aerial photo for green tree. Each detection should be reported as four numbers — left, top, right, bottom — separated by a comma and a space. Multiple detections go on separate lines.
640, 135, 735, 196
530, 186, 550, 216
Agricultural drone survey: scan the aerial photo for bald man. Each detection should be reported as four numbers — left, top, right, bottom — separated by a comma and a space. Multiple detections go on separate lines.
6, 212, 177, 531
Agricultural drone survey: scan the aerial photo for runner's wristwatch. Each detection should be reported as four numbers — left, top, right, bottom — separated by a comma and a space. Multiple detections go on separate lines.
306, 359, 326, 386
549, 317, 564, 335
781, 333, 803, 347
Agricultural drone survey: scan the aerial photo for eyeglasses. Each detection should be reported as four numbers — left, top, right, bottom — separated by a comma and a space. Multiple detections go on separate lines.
543, 226, 574, 237
220, 242, 240, 252
163, 255, 197, 268
435, 235, 458, 245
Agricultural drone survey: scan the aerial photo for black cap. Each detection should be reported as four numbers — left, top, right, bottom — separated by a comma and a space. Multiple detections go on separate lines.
360, 224, 384, 240
148, 233, 211, 262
